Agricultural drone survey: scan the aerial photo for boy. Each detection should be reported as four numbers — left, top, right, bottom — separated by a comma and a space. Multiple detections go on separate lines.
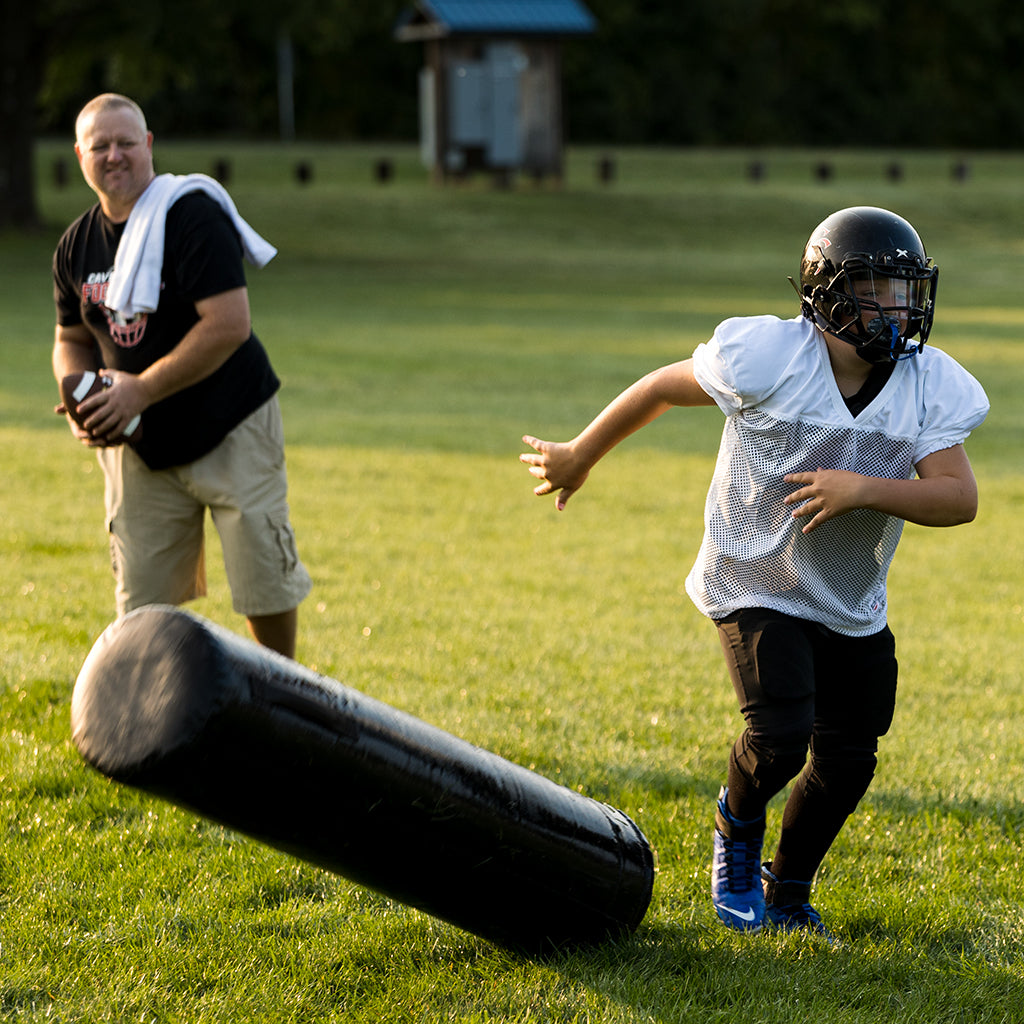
520, 207, 989, 936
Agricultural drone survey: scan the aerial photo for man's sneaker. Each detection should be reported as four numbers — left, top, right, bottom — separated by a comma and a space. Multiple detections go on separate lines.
711, 786, 766, 932
761, 864, 836, 941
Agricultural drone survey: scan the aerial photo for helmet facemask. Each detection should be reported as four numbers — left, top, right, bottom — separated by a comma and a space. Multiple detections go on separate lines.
810, 256, 938, 363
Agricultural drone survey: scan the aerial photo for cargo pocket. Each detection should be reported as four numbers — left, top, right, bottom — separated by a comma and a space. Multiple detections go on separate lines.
269, 510, 300, 575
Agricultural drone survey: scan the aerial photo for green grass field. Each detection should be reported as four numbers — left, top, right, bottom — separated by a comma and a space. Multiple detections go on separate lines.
2, 142, 1022, 1022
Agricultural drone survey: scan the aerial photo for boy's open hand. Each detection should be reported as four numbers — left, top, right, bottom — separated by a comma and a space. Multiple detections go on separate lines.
784, 467, 866, 533
520, 435, 590, 511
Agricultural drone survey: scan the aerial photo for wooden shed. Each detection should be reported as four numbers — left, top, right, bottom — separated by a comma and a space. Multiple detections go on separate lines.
395, 0, 596, 184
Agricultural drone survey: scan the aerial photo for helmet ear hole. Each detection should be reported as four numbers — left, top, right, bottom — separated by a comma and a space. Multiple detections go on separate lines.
829, 297, 856, 322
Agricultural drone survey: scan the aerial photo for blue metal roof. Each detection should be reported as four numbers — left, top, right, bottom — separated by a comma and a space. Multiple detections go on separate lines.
405, 0, 596, 36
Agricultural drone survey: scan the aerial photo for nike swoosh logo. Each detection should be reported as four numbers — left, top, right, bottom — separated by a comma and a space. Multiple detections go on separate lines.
723, 906, 757, 922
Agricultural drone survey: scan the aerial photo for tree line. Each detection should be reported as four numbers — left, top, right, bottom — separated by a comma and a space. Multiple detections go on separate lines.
4, 0, 1024, 227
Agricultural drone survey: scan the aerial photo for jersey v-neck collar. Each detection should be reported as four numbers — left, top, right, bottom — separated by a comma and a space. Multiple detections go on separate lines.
813, 328, 903, 422
844, 361, 895, 416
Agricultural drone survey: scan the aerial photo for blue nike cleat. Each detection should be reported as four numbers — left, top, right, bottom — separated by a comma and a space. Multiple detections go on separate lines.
761, 864, 836, 942
711, 786, 766, 932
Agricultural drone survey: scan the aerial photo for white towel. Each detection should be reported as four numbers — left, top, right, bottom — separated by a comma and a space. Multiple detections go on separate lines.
105, 173, 278, 317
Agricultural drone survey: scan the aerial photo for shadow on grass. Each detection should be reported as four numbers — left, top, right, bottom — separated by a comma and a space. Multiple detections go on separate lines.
529, 916, 1024, 1022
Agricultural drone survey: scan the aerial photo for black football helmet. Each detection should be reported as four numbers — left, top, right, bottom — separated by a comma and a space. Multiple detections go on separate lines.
794, 206, 938, 363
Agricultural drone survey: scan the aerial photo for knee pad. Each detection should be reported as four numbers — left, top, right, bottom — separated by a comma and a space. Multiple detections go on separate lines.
730, 730, 809, 798
803, 749, 878, 817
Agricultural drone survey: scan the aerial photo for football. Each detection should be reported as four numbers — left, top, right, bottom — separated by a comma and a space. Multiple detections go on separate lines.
60, 371, 142, 444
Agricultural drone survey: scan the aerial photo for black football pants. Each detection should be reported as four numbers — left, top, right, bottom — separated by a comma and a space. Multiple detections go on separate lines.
715, 607, 898, 882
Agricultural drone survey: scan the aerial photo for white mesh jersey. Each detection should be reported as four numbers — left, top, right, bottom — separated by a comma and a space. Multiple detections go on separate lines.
687, 314, 989, 636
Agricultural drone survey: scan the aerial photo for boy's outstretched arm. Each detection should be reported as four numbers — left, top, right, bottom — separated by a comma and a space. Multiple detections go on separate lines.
520, 358, 715, 510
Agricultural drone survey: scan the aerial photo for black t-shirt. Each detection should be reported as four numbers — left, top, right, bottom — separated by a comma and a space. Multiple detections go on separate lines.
53, 191, 279, 470
844, 361, 896, 417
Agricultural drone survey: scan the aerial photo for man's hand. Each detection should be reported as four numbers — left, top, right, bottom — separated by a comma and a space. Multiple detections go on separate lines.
520, 435, 591, 511
75, 369, 149, 443
55, 399, 101, 445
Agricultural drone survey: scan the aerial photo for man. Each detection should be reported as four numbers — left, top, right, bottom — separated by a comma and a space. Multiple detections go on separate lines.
520, 207, 988, 937
53, 94, 311, 658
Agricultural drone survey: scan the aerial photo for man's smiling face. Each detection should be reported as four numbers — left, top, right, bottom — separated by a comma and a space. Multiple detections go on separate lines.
75, 104, 155, 221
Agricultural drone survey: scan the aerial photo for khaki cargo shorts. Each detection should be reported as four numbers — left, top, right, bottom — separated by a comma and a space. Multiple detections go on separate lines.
97, 395, 312, 618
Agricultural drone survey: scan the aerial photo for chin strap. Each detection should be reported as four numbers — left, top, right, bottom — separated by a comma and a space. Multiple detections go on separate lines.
889, 321, 922, 361
862, 318, 920, 363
